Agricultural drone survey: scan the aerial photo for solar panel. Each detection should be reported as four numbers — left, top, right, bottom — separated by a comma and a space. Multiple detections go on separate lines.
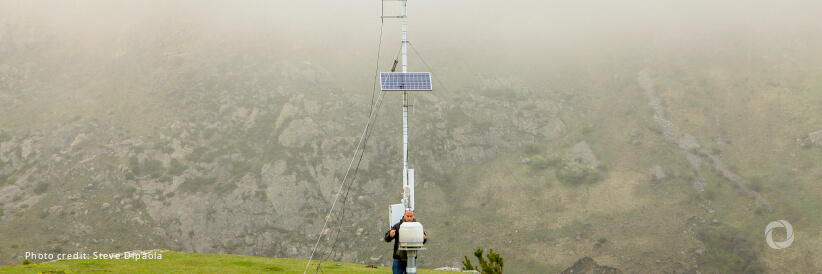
380, 72, 433, 91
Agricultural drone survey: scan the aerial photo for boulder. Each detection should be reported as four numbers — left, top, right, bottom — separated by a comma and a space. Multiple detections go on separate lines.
70, 133, 89, 148
650, 165, 667, 181
20, 139, 34, 159
678, 134, 700, 151
540, 118, 567, 141
48, 206, 64, 215
809, 130, 822, 147
571, 141, 599, 166
275, 103, 299, 129
278, 117, 321, 147
561, 257, 621, 274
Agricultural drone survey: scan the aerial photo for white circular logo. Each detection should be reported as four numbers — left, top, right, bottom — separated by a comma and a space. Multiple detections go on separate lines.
765, 220, 794, 249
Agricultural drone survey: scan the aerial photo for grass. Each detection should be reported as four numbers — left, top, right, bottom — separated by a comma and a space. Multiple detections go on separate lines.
696, 226, 765, 273
0, 251, 448, 273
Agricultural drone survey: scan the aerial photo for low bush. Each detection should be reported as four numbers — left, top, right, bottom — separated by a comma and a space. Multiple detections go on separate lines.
556, 160, 603, 185
462, 248, 504, 274
531, 154, 563, 171
522, 142, 542, 156
33, 182, 50, 195
167, 159, 187, 176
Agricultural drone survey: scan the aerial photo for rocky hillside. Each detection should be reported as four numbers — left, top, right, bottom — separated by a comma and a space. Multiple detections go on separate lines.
2, 2, 822, 273
0, 14, 570, 268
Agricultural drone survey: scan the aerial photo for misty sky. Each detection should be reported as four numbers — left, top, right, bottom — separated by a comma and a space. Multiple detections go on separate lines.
4, 1, 820, 52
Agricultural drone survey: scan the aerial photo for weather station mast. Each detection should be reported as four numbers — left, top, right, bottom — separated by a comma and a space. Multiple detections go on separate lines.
380, 0, 432, 273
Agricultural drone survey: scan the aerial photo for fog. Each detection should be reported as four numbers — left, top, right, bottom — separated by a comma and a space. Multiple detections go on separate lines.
4, 1, 820, 63
4, 1, 820, 89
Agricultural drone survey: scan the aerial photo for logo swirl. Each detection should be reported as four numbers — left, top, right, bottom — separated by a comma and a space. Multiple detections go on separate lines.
765, 220, 794, 249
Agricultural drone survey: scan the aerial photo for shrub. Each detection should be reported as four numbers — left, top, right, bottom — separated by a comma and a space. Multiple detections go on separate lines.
167, 159, 187, 176
704, 183, 718, 200
159, 175, 172, 183
230, 161, 253, 180
556, 160, 603, 185
255, 190, 268, 201
531, 156, 548, 171
0, 174, 17, 186
214, 182, 238, 194
579, 125, 595, 135
33, 182, 50, 195
153, 141, 174, 154
522, 142, 542, 156
128, 156, 141, 175
595, 237, 607, 248
123, 186, 137, 194
462, 248, 504, 274
748, 176, 764, 193
143, 159, 165, 178
754, 205, 767, 215
130, 145, 145, 154
697, 227, 765, 273
186, 147, 207, 162
531, 154, 563, 172
178, 176, 218, 193
202, 128, 217, 139
503, 89, 517, 100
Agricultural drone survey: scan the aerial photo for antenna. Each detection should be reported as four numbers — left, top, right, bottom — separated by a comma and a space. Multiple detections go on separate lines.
380, 1, 432, 273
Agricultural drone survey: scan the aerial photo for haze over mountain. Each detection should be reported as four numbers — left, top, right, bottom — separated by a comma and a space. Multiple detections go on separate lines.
1, 1, 821, 272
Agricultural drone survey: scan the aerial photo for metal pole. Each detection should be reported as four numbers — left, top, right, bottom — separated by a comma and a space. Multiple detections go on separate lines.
402, 0, 408, 74
407, 250, 417, 274
401, 0, 409, 209
401, 2, 417, 274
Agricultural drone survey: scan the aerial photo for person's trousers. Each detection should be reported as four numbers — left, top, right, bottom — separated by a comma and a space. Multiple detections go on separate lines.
392, 259, 407, 274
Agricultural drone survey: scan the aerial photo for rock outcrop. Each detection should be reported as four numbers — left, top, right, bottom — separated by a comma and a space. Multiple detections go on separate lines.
638, 68, 769, 209
571, 141, 599, 167
650, 165, 667, 181
809, 130, 822, 147
561, 257, 621, 274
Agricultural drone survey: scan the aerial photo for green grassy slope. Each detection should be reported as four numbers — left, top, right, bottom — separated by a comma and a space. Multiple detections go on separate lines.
0, 251, 448, 273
